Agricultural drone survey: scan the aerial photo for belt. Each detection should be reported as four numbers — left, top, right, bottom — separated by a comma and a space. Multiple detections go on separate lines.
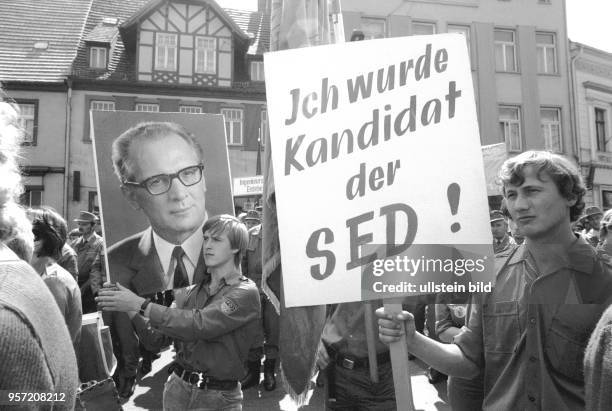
327, 345, 391, 370
169, 363, 238, 390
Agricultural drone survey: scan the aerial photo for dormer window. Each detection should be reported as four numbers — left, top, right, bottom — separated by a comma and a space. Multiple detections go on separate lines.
250, 61, 264, 82
90, 46, 108, 69
155, 33, 177, 71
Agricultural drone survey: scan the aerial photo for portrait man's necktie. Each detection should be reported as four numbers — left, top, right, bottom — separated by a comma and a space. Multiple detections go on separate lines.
172, 246, 189, 289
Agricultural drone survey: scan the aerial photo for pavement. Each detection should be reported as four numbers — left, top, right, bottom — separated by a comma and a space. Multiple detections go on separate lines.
122, 348, 450, 410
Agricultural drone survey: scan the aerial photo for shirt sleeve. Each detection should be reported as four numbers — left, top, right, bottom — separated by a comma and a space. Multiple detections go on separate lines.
148, 283, 261, 341
132, 314, 173, 352
452, 292, 485, 369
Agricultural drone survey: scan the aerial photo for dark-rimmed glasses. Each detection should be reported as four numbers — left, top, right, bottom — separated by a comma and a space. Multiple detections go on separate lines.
123, 164, 204, 195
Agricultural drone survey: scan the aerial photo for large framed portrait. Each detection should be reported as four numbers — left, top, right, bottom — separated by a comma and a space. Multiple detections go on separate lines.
91, 110, 234, 249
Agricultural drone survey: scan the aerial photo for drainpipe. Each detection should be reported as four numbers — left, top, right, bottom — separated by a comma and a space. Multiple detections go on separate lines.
569, 44, 582, 163
63, 77, 72, 219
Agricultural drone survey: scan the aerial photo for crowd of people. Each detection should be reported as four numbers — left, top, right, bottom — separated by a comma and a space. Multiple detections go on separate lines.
2, 88, 612, 411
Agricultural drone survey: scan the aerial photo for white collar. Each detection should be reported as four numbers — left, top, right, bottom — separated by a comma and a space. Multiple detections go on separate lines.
151, 226, 203, 274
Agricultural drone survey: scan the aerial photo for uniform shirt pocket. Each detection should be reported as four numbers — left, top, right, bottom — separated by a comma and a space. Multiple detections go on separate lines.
545, 305, 601, 382
483, 300, 522, 354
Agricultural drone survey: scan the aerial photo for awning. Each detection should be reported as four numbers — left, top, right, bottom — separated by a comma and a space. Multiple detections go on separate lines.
482, 143, 507, 196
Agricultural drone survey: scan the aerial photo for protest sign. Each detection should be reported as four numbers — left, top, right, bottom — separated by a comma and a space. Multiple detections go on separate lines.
265, 34, 495, 307
90, 111, 234, 249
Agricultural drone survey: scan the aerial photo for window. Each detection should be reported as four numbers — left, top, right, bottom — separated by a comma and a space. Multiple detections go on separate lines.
88, 191, 99, 214
360, 17, 386, 39
195, 36, 216, 74
221, 108, 243, 145
602, 190, 612, 210
536, 32, 557, 74
494, 29, 517, 72
412, 22, 436, 36
448, 25, 471, 58
250, 61, 265, 82
15, 101, 37, 145
179, 105, 202, 114
596, 107, 608, 152
540, 107, 562, 152
155, 33, 177, 71
21, 186, 43, 207
499, 106, 522, 151
135, 103, 159, 112
90, 100, 115, 111
90, 47, 107, 69
260, 109, 268, 147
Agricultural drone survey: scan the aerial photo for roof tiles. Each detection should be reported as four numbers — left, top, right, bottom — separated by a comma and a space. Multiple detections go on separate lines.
0, 0, 93, 82
0, 0, 270, 83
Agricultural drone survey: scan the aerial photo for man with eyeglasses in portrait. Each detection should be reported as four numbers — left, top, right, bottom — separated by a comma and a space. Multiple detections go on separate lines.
104, 122, 210, 401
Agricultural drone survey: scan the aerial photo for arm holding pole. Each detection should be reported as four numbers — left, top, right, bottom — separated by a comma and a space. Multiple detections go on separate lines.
377, 305, 480, 379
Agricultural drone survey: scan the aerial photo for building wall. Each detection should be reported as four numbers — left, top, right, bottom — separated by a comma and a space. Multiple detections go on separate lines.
572, 43, 612, 209
67, 89, 265, 222
9, 90, 67, 214
342, 0, 572, 155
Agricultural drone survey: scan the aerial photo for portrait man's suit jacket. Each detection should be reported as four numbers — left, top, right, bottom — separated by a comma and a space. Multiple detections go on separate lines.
108, 227, 207, 296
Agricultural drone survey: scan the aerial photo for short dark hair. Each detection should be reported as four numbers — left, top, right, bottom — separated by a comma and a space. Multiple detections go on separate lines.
498, 150, 586, 222
202, 214, 248, 268
111, 122, 204, 182
30, 207, 67, 260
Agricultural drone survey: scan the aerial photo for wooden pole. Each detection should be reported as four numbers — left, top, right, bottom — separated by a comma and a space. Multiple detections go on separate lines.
364, 301, 379, 383
384, 300, 415, 411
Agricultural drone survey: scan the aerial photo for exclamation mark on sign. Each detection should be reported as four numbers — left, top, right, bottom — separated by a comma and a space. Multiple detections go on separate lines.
447, 183, 461, 233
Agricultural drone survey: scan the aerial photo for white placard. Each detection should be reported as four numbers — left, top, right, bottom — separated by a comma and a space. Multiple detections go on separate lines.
265, 34, 492, 307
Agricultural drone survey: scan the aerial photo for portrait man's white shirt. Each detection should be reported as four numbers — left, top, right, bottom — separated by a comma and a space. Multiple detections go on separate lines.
152, 224, 204, 289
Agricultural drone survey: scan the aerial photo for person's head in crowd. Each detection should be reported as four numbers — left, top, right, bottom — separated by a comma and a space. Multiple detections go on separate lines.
572, 219, 585, 233
0, 100, 33, 254
238, 211, 247, 223
202, 214, 248, 270
68, 228, 81, 243
112, 122, 207, 244
599, 209, 612, 244
499, 150, 586, 241
243, 210, 261, 230
581, 206, 603, 231
489, 210, 508, 241
29, 207, 68, 272
74, 210, 97, 238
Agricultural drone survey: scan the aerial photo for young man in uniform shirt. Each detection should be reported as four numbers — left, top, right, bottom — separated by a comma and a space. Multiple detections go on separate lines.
378, 150, 612, 410
98, 214, 260, 410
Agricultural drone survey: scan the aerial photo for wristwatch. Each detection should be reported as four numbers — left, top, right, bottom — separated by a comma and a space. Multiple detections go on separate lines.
139, 298, 152, 316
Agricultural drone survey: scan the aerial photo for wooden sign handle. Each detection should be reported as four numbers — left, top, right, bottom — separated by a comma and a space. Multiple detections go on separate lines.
384, 301, 415, 411
364, 301, 379, 383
